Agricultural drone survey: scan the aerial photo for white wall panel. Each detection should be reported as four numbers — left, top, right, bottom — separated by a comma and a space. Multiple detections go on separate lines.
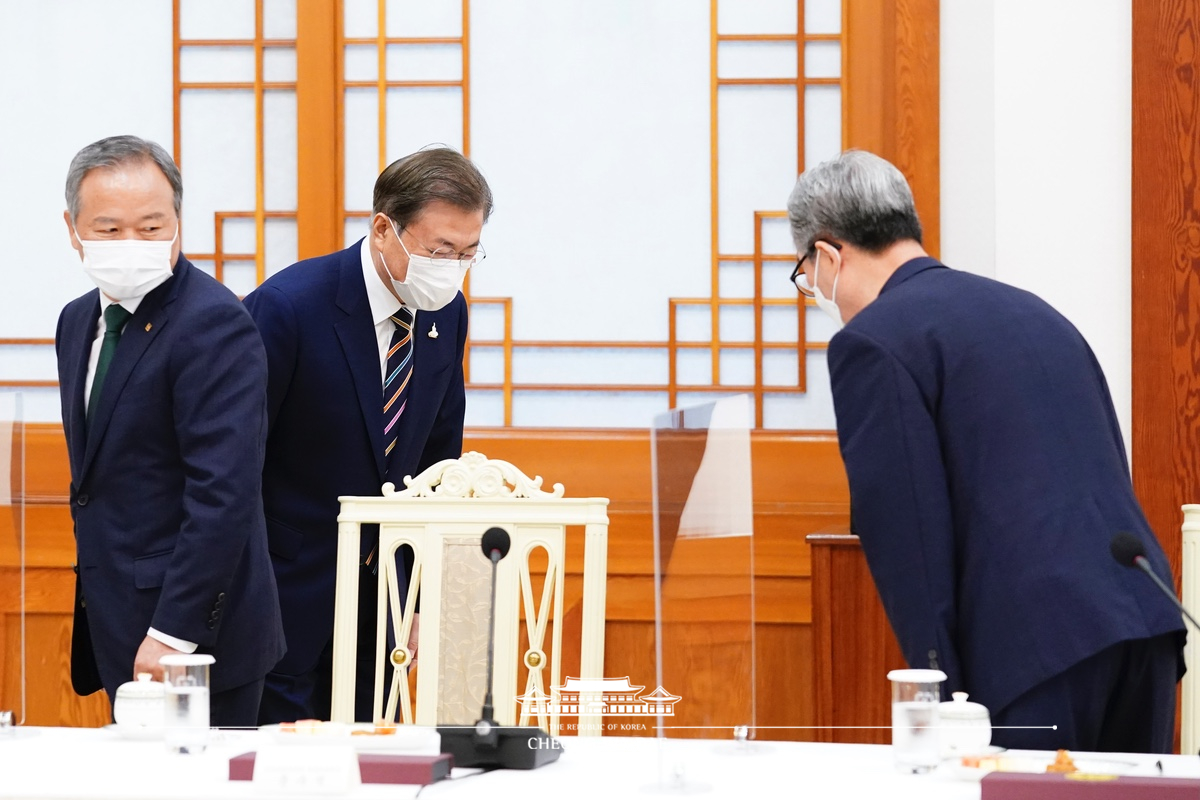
805, 42, 841, 78
469, 347, 505, 384
719, 350, 756, 384
803, 85, 841, 169
387, 44, 462, 81
263, 90, 299, 209
385, 0, 462, 38
265, 218, 299, 277
180, 47, 257, 83
466, 303, 505, 340
465, 389, 504, 427
717, 86, 798, 254
513, 391, 668, 428
762, 352, 836, 429
384, 87, 464, 161
263, 48, 298, 83
676, 350, 713, 386
805, 0, 843, 35
179, 90, 257, 254
263, 0, 298, 39
762, 350, 800, 386
762, 306, 799, 342
469, 0, 712, 343
717, 0, 797, 35
718, 42, 797, 80
512, 349, 667, 386
719, 307, 756, 343
179, 0, 255, 39
719, 262, 756, 299
344, 88, 382, 209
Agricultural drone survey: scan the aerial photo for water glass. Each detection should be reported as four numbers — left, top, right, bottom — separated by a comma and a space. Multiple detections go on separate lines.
160, 653, 215, 754
887, 668, 946, 773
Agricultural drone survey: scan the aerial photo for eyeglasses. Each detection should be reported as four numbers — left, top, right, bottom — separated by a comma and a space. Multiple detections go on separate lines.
400, 229, 487, 269
790, 241, 842, 297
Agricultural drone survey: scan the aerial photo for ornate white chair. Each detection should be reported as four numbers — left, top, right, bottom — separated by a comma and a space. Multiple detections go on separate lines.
1182, 504, 1199, 754
329, 452, 609, 736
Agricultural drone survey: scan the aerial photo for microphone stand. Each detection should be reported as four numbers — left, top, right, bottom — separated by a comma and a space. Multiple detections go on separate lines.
438, 530, 563, 769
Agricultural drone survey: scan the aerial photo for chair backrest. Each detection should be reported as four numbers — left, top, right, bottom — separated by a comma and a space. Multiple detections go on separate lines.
1182, 504, 1200, 755
329, 452, 610, 737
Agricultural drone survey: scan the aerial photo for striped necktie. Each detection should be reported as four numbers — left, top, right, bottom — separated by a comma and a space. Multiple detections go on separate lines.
87, 303, 132, 428
383, 306, 414, 474
365, 307, 414, 572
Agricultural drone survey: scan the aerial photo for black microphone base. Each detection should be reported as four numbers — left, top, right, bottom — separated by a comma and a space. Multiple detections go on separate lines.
438, 722, 563, 770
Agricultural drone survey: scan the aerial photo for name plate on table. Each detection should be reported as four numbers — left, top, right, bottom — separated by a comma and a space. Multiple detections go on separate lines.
244, 745, 361, 795
230, 750, 453, 788
982, 771, 1200, 798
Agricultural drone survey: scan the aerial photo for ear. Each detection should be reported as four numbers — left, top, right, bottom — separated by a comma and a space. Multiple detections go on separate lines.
812, 240, 840, 264
370, 213, 393, 249
64, 211, 84, 260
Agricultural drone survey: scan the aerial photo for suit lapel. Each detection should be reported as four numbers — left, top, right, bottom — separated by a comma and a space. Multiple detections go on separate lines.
62, 296, 99, 479
79, 260, 186, 482
333, 247, 387, 484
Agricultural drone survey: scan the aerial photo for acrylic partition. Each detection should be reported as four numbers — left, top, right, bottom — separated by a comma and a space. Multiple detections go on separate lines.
650, 394, 756, 788
0, 393, 26, 726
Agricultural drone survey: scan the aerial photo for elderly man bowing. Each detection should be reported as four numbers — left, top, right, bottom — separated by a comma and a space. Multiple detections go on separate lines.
56, 135, 284, 725
786, 149, 1185, 753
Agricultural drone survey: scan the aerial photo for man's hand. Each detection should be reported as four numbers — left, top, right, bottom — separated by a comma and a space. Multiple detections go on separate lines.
407, 613, 420, 666
133, 635, 183, 681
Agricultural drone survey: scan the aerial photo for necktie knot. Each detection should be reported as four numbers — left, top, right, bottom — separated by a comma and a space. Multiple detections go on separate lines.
105, 303, 132, 332
389, 307, 413, 331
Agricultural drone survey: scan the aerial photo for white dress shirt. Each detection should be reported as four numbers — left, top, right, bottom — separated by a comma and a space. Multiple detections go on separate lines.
359, 236, 415, 380
84, 292, 197, 655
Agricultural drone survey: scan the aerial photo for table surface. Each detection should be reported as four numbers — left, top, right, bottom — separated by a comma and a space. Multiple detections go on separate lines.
1, 727, 1198, 800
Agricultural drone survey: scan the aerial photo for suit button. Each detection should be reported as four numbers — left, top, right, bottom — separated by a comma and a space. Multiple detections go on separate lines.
206, 621, 215, 630
76, 494, 89, 506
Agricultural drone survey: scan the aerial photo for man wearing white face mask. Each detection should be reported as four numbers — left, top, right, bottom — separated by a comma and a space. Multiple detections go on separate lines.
55, 135, 284, 727
787, 150, 1185, 754
244, 146, 491, 724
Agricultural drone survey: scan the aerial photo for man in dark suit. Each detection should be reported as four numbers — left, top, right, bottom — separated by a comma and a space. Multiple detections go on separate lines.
785, 150, 1186, 753
245, 146, 491, 724
55, 135, 284, 725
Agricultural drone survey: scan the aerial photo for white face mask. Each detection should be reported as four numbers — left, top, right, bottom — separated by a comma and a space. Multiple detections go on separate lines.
74, 226, 177, 301
812, 249, 843, 327
381, 218, 469, 312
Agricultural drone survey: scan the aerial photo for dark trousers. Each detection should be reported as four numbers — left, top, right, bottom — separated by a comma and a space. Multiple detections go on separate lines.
209, 677, 266, 728
258, 563, 397, 724
989, 632, 1182, 753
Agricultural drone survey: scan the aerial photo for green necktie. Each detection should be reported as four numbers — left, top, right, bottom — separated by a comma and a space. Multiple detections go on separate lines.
87, 304, 133, 428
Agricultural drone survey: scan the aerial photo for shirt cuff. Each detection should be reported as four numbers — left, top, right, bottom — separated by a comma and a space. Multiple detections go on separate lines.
147, 627, 198, 654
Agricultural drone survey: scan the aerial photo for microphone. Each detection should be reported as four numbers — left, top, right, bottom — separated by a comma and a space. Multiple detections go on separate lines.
438, 527, 563, 769
1110, 531, 1200, 631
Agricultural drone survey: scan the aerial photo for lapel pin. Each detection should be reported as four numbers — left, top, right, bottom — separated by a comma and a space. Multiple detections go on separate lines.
428, 323, 438, 339
145, 323, 152, 332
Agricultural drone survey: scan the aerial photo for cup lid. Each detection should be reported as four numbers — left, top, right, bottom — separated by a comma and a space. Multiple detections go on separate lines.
939, 691, 990, 719
116, 673, 164, 699
159, 654, 215, 667
887, 668, 947, 683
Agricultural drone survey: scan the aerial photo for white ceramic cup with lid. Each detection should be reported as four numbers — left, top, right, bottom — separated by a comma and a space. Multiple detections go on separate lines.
938, 691, 992, 757
113, 672, 166, 731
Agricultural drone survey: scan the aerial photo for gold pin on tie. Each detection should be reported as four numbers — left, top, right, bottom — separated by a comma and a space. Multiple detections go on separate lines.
145, 323, 153, 332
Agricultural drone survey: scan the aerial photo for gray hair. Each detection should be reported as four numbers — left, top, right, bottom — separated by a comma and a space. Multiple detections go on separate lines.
373, 145, 493, 228
66, 135, 183, 222
786, 150, 922, 255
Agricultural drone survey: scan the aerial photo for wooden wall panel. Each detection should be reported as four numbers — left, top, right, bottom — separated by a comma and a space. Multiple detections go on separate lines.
1132, 0, 1200, 583
845, 0, 941, 256
1, 425, 848, 738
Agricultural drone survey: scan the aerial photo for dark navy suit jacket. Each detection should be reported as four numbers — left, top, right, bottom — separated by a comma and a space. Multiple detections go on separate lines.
55, 256, 285, 697
242, 241, 466, 677
828, 257, 1185, 715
